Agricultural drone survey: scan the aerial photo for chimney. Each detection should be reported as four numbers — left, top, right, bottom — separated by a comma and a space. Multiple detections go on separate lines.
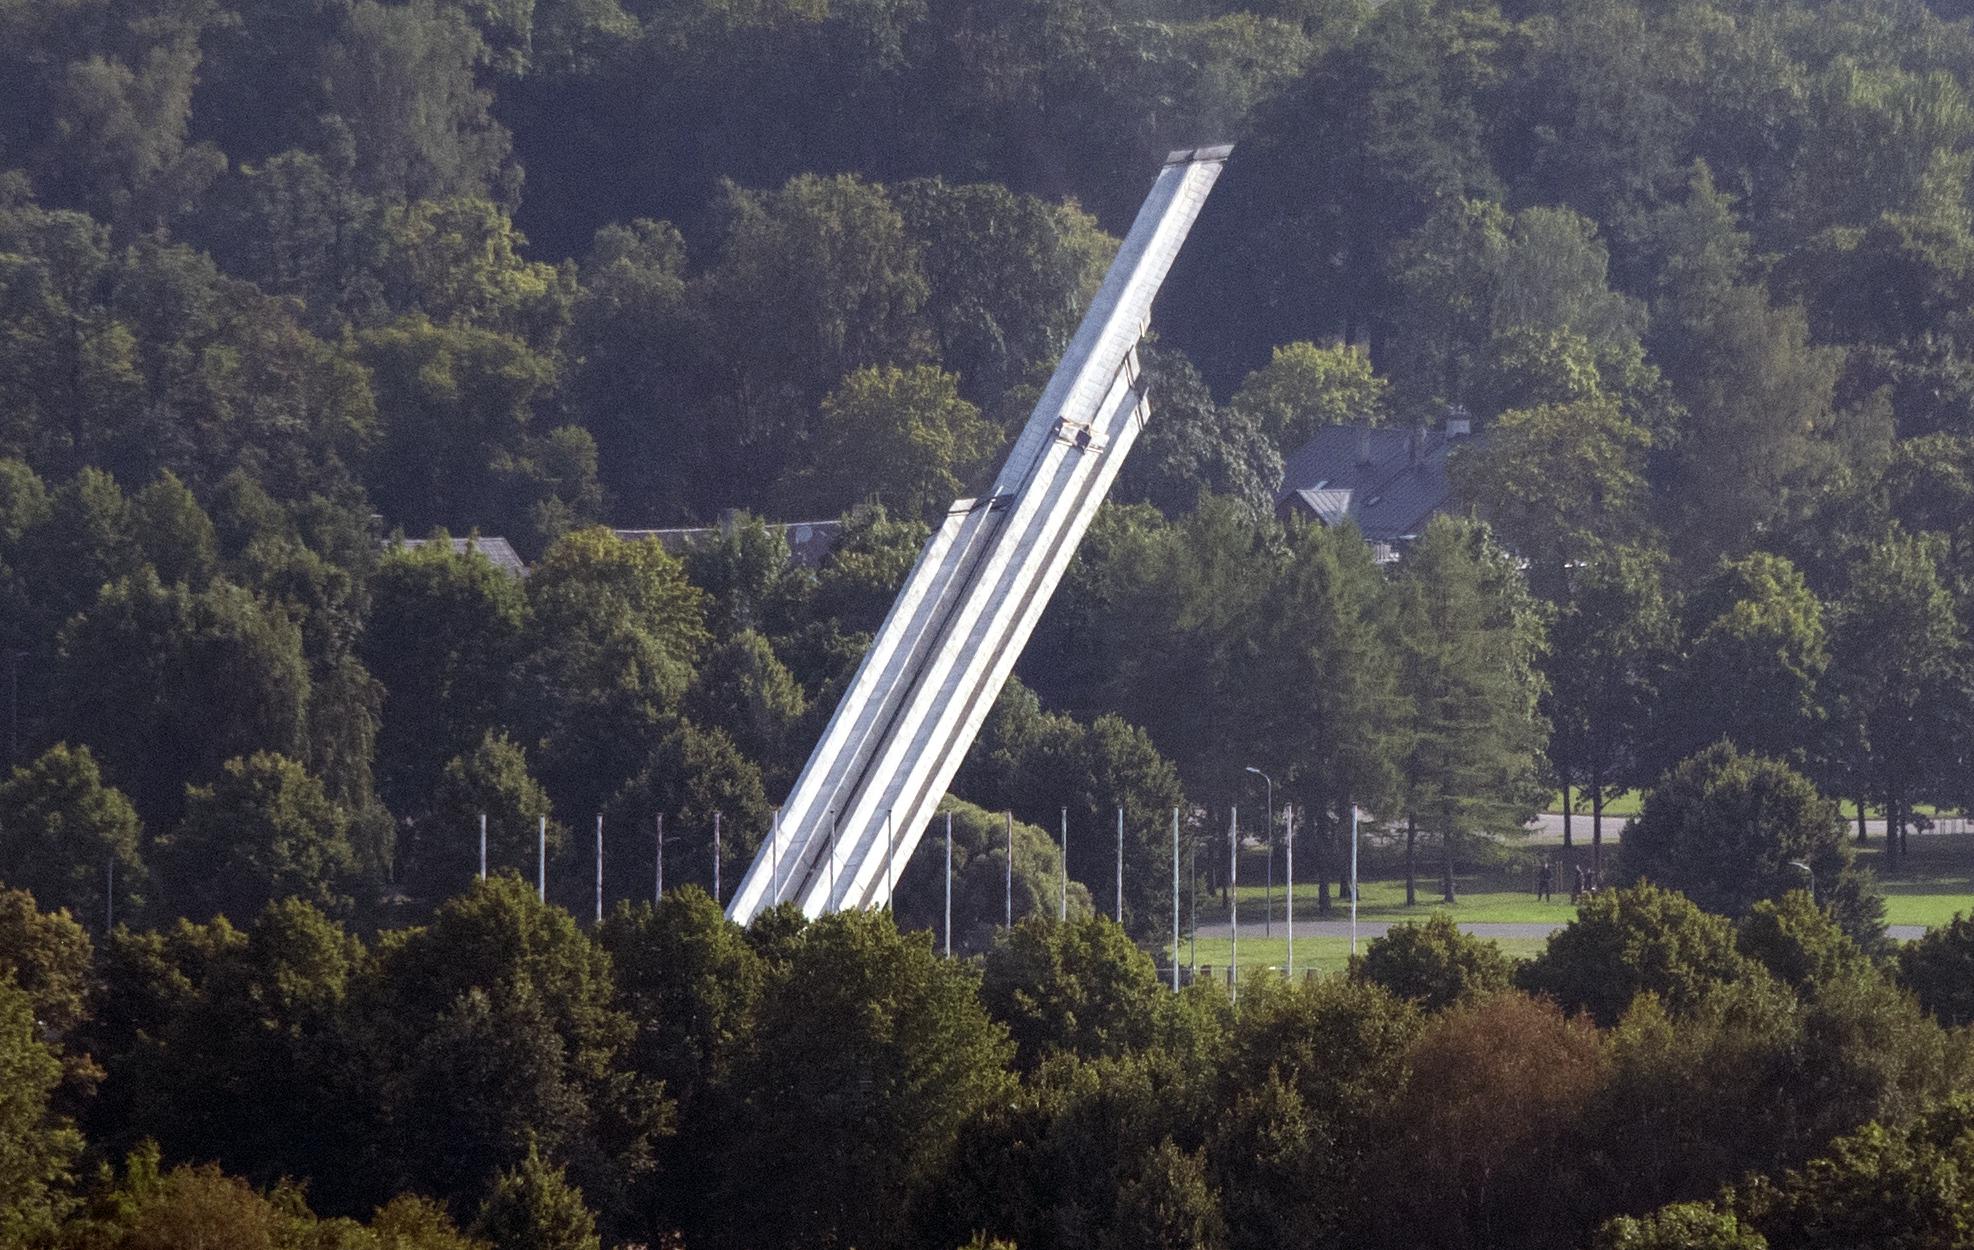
1445, 403, 1471, 438
1356, 426, 1372, 466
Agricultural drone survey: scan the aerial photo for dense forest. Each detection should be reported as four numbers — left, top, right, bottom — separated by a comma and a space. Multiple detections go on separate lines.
6, 0, 1974, 1244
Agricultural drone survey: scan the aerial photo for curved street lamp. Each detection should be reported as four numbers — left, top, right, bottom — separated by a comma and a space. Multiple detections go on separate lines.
1245, 767, 1273, 937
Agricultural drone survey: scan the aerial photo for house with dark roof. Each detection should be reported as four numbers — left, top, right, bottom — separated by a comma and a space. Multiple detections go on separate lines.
392, 535, 529, 577
1274, 416, 1477, 560
614, 518, 844, 569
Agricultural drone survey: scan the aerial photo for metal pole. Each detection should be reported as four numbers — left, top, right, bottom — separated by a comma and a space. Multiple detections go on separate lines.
656, 813, 664, 901
7, 650, 21, 768
944, 810, 953, 957
595, 814, 603, 924
1230, 806, 1239, 1004
1285, 806, 1295, 978
479, 813, 487, 881
1350, 804, 1360, 957
537, 816, 546, 902
1171, 808, 1180, 991
1116, 806, 1124, 923
713, 811, 722, 904
1189, 842, 1197, 976
1246, 768, 1272, 937
105, 858, 112, 933
1059, 807, 1068, 922
1004, 810, 1012, 927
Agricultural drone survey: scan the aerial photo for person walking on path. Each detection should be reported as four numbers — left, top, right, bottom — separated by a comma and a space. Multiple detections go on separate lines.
1537, 858, 1554, 902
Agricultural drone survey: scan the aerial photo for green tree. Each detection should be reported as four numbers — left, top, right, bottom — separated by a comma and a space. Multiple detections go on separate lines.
720, 910, 1015, 1250
1826, 531, 1965, 857
0, 975, 82, 1243
1354, 912, 1511, 1012
1898, 913, 1974, 1027
325, 0, 514, 203
419, 732, 563, 899
685, 630, 807, 785
1389, 517, 1549, 902
1252, 519, 1404, 911
514, 528, 706, 819
563, 220, 693, 516
1368, 991, 1607, 1250
368, 875, 670, 1225
1735, 1096, 1974, 1250
57, 572, 311, 827
471, 1146, 601, 1250
1230, 341, 1390, 450
786, 364, 1002, 519
695, 174, 930, 506
1106, 1138, 1227, 1250
0, 743, 145, 924
1116, 347, 1283, 520
598, 888, 762, 1242
1516, 883, 1754, 1027
0, 887, 93, 1051
363, 536, 530, 816
893, 179, 1113, 411
1617, 742, 1880, 942
1659, 553, 1829, 770
1209, 976, 1419, 1250
1543, 546, 1677, 861
1660, 286, 1845, 565
977, 916, 1166, 1070
1449, 396, 1652, 592
606, 723, 769, 904
891, 798, 1095, 953
129, 471, 217, 589
1595, 1204, 1768, 1250
356, 316, 557, 538
162, 752, 355, 922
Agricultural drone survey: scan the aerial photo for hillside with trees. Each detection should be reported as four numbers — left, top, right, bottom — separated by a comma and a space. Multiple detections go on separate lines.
4, 0, 1974, 1244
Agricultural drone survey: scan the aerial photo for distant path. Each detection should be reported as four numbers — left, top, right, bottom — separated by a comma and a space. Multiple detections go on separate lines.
1200, 918, 1928, 942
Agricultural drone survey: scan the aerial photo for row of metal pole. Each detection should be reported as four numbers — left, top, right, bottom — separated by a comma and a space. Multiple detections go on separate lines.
467, 801, 1360, 991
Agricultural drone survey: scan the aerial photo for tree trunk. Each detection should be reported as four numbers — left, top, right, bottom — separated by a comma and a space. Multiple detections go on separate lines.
1856, 795, 1868, 845
1441, 809, 1457, 903
1591, 778, 1605, 878
1405, 814, 1417, 906
1561, 779, 1574, 849
1316, 803, 1332, 916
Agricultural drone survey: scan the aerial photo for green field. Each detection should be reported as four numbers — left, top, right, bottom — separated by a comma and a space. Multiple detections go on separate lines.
1184, 831, 1974, 933
1860, 832, 1974, 929
1169, 935, 1553, 977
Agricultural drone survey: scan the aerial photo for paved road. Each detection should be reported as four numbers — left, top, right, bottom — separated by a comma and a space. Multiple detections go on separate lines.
1201, 918, 1929, 941
1523, 812, 1972, 841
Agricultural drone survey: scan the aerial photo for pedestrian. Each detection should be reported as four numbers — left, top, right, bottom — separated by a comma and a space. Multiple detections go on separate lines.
1537, 858, 1553, 902
1572, 863, 1586, 903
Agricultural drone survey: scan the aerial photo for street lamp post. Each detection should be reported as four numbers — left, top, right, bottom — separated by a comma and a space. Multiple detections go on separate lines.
1788, 859, 1815, 903
1245, 767, 1273, 937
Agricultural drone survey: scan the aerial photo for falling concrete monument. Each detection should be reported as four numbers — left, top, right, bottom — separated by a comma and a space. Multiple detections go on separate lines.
725, 145, 1231, 924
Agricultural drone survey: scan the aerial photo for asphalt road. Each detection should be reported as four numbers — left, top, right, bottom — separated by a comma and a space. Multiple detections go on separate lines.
1201, 918, 1929, 941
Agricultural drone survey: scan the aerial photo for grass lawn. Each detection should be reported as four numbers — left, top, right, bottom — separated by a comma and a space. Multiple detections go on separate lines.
1860, 831, 1974, 929
1545, 790, 1645, 818
1196, 845, 1594, 927
1169, 935, 1552, 977
1183, 831, 1974, 933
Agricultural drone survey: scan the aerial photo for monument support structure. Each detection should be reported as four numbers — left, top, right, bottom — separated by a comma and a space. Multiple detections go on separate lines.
726, 146, 1232, 924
